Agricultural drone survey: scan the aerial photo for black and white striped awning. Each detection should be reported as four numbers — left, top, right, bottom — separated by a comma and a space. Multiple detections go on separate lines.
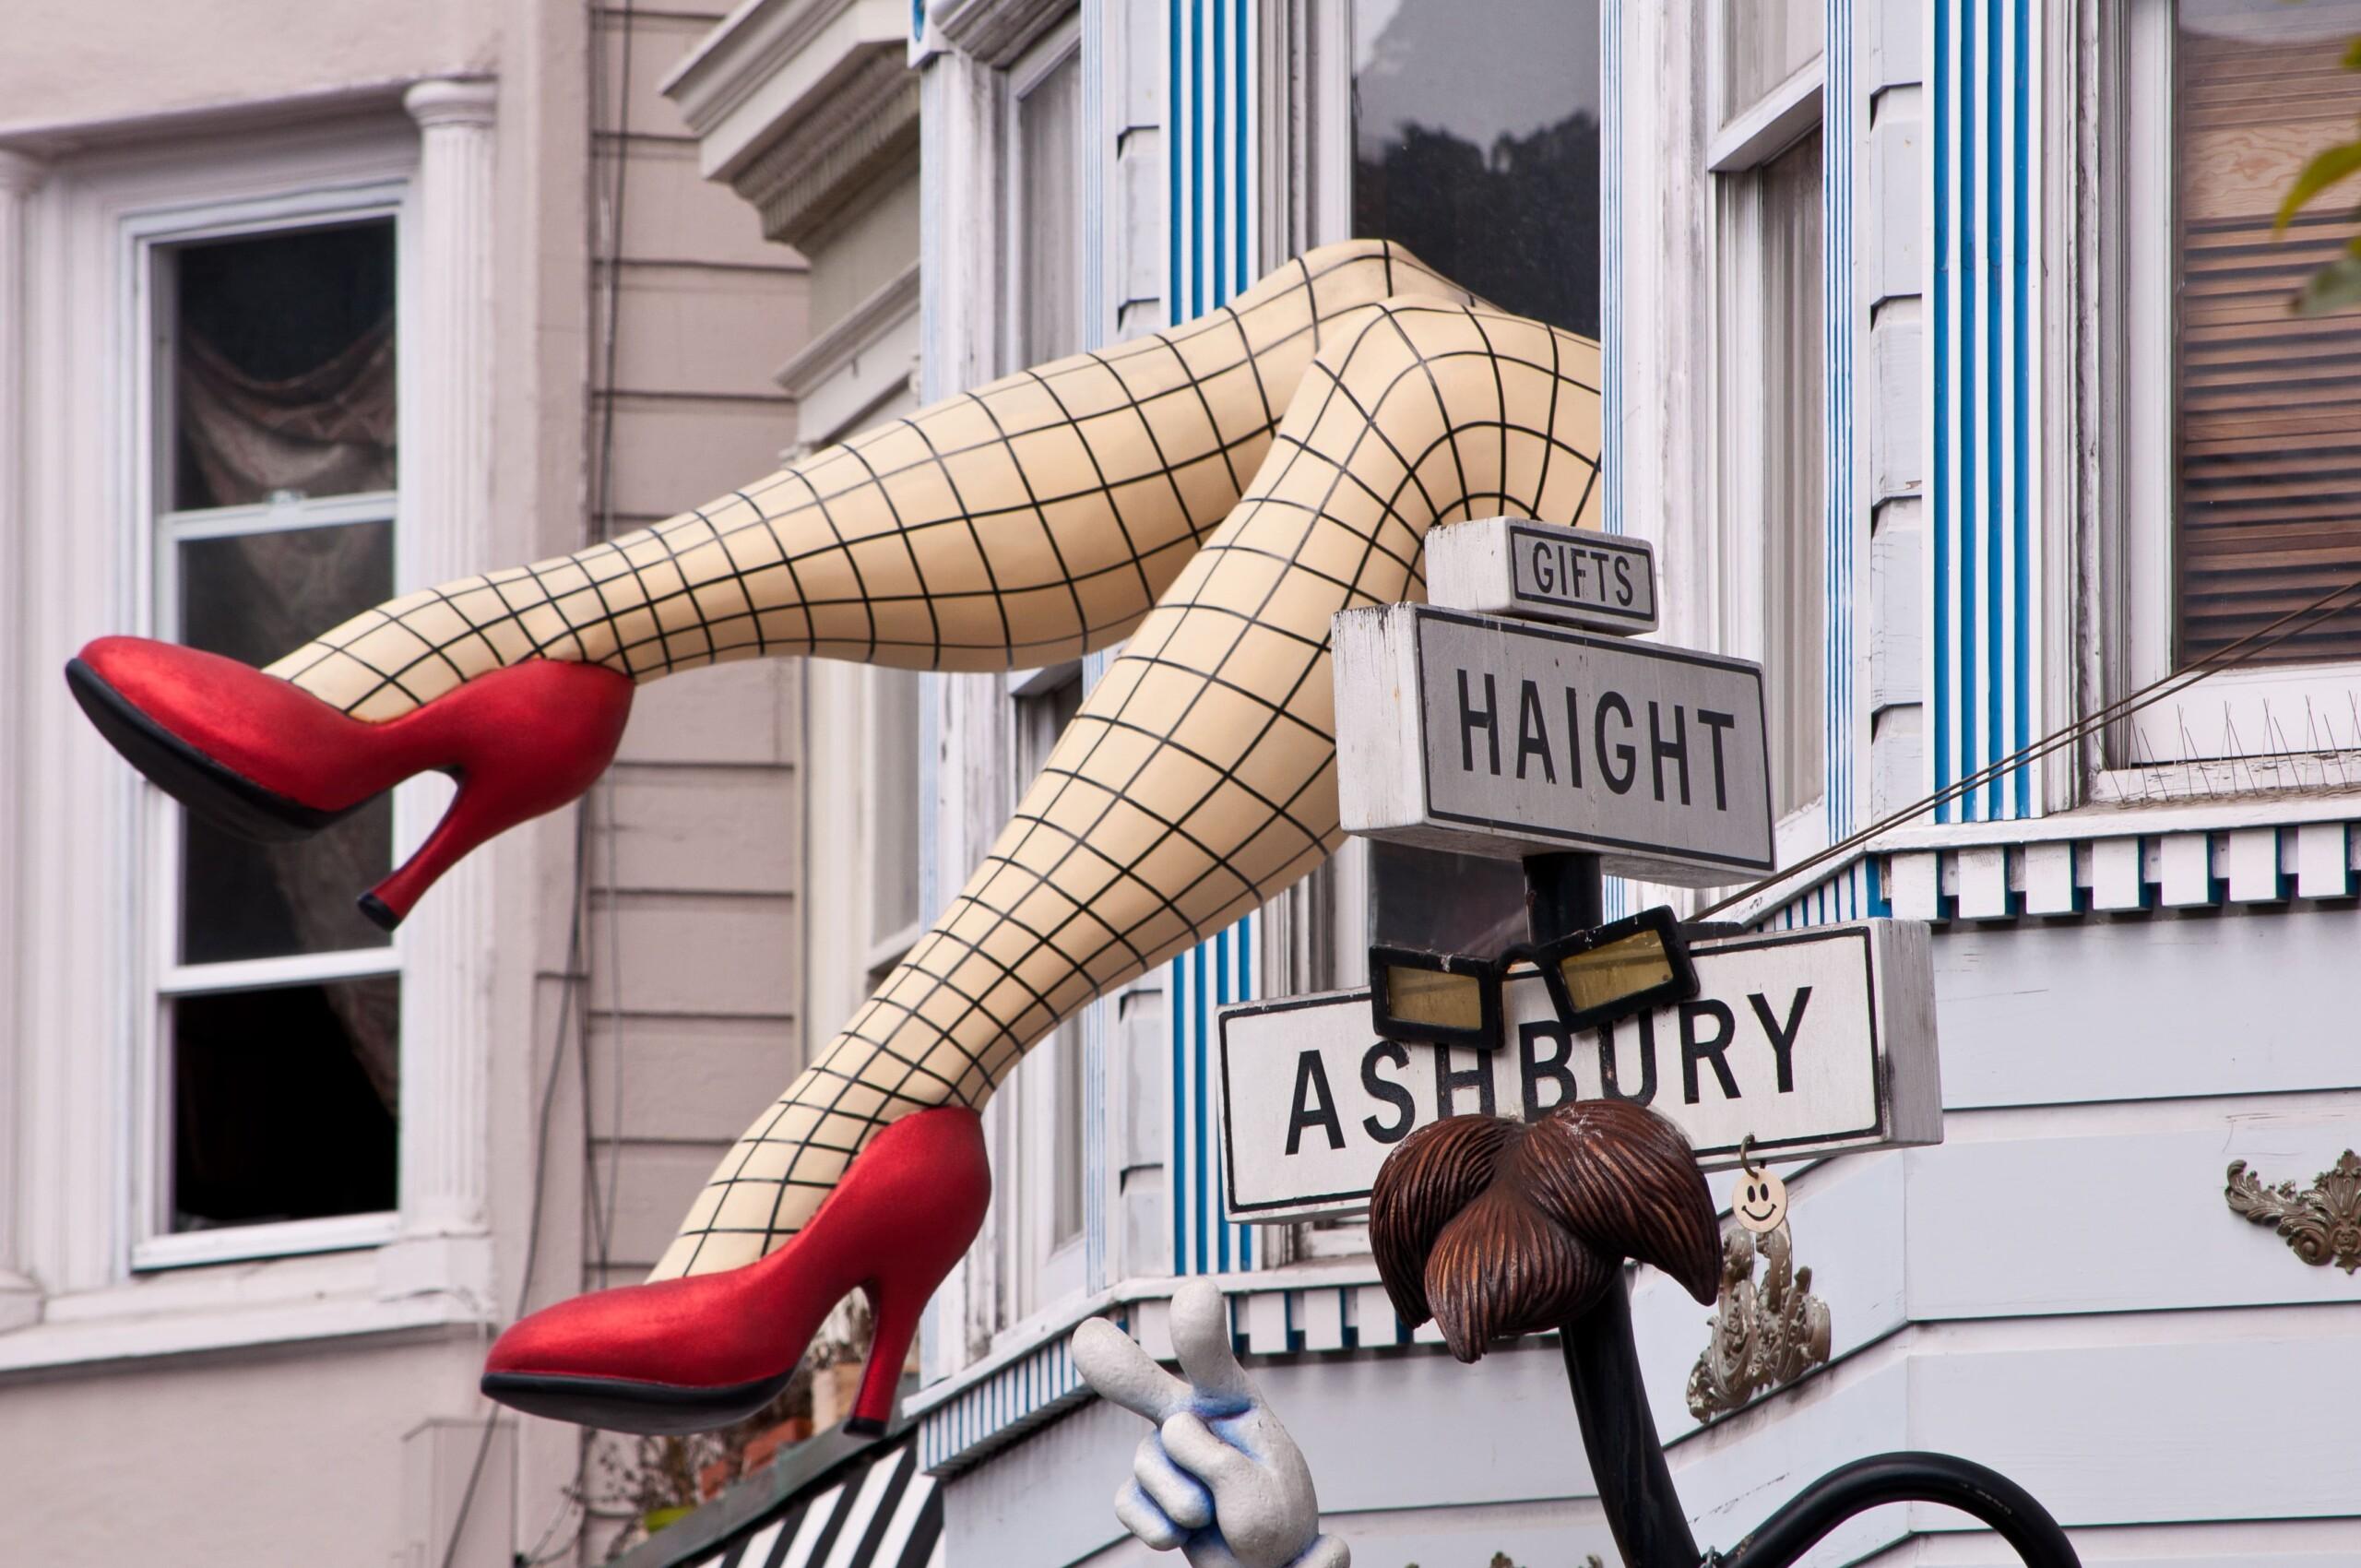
621, 1434, 943, 1568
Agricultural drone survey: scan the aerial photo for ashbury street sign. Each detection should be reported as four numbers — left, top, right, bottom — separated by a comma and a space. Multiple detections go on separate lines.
1334, 603, 1775, 885
1218, 921, 1940, 1223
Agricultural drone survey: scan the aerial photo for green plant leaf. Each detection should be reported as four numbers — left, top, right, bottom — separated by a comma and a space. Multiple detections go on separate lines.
642, 1506, 694, 1535
2292, 252, 2361, 315
2343, 35, 2361, 71
2275, 138, 2361, 232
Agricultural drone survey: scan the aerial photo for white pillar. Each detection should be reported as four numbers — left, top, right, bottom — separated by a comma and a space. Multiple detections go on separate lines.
0, 147, 47, 1328
393, 79, 499, 1244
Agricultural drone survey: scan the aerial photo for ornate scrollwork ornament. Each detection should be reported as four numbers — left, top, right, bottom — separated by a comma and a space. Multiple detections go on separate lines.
1685, 1217, 1832, 1421
2225, 1150, 2361, 1274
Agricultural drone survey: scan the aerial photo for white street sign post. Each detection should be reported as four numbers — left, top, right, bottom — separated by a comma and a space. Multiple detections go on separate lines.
1335, 601, 1775, 885
1423, 517, 1659, 635
1219, 921, 1940, 1224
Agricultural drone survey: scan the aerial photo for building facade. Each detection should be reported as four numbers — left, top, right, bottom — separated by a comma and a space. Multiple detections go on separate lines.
652, 1, 2361, 1565
0, 6, 814, 1563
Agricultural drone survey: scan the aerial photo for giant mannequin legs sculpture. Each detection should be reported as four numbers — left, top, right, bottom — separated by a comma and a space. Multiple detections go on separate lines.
71, 242, 1604, 1431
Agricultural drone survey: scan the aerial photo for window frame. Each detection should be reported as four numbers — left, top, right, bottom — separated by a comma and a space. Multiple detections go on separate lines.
1707, 5, 1829, 862
129, 192, 413, 1269
1001, 12, 1086, 375
2098, 0, 2361, 793
0, 111, 511, 1367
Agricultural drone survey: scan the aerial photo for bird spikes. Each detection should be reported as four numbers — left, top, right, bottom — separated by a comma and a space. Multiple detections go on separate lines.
1370, 1100, 1721, 1363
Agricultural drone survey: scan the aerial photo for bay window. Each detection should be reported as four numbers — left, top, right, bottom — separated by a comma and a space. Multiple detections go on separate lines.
2117, 0, 2361, 774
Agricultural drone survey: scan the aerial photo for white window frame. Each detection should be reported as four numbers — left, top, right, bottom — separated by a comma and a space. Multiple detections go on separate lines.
1708, 4, 1828, 866
1002, 12, 1086, 374
130, 191, 411, 1271
0, 113, 499, 1373
2102, 0, 2361, 792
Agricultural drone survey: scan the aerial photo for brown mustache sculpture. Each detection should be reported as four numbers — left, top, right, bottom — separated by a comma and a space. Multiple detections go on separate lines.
1370, 1100, 1724, 1359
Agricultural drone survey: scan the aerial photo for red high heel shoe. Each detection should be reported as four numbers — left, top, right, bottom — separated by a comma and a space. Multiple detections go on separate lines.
65, 636, 634, 931
481, 1106, 990, 1436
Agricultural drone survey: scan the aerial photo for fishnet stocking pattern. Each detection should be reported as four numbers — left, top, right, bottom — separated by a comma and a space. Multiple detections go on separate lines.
263, 242, 1473, 719
653, 296, 1603, 1279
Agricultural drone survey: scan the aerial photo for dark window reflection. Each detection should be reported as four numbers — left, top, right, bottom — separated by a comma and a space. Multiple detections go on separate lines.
171, 978, 399, 1230
1352, 0, 1601, 338
178, 521, 396, 963
1370, 841, 1529, 957
170, 220, 397, 512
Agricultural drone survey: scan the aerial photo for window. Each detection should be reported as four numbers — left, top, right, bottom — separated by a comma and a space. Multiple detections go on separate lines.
141, 213, 406, 1265
1350, 0, 1602, 337
866, 667, 926, 988
1013, 671, 1087, 1249
1712, 2, 1825, 830
1008, 16, 1084, 370
2118, 0, 2361, 771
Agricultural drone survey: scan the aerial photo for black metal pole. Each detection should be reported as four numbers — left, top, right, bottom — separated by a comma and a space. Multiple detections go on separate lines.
1523, 851, 1699, 1568
1710, 1452, 2081, 1568
1558, 1282, 1701, 1568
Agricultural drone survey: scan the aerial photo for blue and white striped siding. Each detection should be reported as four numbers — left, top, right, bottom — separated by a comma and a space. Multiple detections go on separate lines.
1168, 0, 1255, 321
1930, 0, 2037, 822
917, 1329, 1092, 1475
1163, 0, 1261, 1279
1169, 918, 1257, 1275
1824, 0, 1861, 841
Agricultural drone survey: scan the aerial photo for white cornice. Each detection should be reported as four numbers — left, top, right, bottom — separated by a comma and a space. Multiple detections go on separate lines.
733, 46, 919, 247
662, 0, 913, 184
929, 0, 1074, 66
0, 77, 420, 158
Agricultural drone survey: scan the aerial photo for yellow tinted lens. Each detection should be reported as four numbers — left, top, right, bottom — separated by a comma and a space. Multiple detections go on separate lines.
1558, 929, 1674, 1014
1384, 965, 1485, 1031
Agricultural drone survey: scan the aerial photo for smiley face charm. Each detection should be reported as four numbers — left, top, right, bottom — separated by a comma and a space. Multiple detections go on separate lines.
1734, 1166, 1788, 1234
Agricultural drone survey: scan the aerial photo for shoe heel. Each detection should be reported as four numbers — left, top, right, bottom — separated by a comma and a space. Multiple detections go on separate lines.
845, 1280, 926, 1436
360, 660, 635, 930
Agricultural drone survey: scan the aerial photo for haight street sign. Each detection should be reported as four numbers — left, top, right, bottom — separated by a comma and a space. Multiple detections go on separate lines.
1423, 517, 1658, 635
1218, 921, 1940, 1224
1334, 603, 1775, 885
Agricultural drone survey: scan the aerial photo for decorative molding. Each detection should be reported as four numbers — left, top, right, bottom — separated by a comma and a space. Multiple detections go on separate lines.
1685, 1221, 1832, 1420
396, 77, 499, 1238
730, 47, 919, 248
774, 261, 918, 405
1724, 810, 2361, 933
401, 77, 497, 131
664, 0, 900, 147
2225, 1152, 2361, 1276
930, 0, 1074, 66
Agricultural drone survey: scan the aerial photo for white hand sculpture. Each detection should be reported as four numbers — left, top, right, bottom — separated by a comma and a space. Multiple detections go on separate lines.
1070, 1279, 1348, 1568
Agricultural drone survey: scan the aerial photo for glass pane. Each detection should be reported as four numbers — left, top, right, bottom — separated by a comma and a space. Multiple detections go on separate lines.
871, 668, 924, 946
170, 977, 399, 1231
1383, 963, 1486, 1030
1352, 0, 1601, 336
178, 521, 396, 963
2175, 0, 2361, 668
169, 220, 397, 512
1759, 130, 1827, 816
1018, 48, 1085, 366
1721, 0, 1823, 125
1558, 929, 1672, 1013
1052, 1031, 1084, 1242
